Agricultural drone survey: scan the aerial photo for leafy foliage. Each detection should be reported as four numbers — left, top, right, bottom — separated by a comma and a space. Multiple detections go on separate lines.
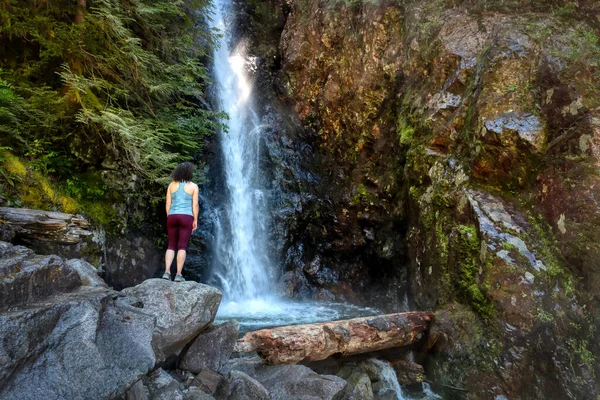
0, 0, 220, 212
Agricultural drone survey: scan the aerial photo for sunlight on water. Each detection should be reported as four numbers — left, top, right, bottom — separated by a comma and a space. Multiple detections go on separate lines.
216, 298, 381, 334
209, 0, 274, 301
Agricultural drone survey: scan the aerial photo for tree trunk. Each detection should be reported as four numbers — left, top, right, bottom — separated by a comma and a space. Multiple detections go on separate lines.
234, 312, 434, 364
0, 207, 91, 244
75, 0, 86, 23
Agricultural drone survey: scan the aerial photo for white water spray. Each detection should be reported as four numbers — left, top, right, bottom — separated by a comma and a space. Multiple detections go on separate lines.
370, 359, 408, 400
209, 0, 273, 301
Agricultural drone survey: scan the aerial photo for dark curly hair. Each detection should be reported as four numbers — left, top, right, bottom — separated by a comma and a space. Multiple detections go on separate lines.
170, 162, 194, 182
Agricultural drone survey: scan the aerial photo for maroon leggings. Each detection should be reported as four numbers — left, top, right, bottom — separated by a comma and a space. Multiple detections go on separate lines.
167, 214, 194, 251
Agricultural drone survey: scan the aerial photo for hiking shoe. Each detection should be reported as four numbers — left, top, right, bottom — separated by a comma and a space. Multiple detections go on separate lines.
162, 272, 171, 280
174, 274, 185, 282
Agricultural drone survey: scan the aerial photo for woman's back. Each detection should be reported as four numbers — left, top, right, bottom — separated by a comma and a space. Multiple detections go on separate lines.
168, 181, 194, 216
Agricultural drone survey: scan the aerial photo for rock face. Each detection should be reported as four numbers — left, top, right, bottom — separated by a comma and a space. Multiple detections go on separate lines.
0, 241, 223, 400
180, 320, 240, 373
241, 0, 600, 397
122, 279, 222, 362
104, 233, 163, 290
235, 312, 433, 364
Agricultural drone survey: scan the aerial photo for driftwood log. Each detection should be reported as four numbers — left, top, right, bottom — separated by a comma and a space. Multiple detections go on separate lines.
0, 207, 92, 244
234, 312, 434, 364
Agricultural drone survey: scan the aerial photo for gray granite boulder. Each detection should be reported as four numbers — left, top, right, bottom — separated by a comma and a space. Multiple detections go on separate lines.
125, 379, 149, 400
0, 241, 224, 400
0, 289, 156, 400
183, 387, 215, 400
337, 372, 373, 400
215, 370, 271, 400
144, 368, 183, 400
223, 358, 346, 400
181, 320, 239, 373
65, 258, 108, 288
122, 279, 222, 362
191, 369, 223, 394
0, 241, 82, 311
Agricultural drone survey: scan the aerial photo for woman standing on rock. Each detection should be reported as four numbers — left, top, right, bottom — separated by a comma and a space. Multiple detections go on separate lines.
163, 161, 199, 282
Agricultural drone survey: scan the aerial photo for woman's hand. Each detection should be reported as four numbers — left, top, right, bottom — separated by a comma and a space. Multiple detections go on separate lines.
192, 219, 197, 232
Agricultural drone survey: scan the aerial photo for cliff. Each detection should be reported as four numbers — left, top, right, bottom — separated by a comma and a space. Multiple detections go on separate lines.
244, 0, 600, 397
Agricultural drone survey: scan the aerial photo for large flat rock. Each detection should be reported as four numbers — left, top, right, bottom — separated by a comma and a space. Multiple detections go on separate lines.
122, 279, 222, 362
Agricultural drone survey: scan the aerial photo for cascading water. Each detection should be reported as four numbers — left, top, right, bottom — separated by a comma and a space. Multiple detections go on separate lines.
205, 3, 440, 399
206, 0, 381, 331
209, 0, 273, 302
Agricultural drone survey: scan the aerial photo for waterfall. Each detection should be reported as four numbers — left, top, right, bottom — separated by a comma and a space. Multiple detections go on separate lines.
369, 359, 408, 400
208, 0, 273, 301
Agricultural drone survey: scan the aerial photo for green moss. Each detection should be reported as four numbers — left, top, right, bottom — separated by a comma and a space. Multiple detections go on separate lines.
397, 115, 415, 145
81, 201, 117, 227
352, 183, 375, 206
454, 224, 494, 317
527, 214, 577, 298
1, 151, 81, 214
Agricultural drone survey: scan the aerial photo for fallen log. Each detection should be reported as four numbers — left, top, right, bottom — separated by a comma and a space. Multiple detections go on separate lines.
0, 207, 91, 244
234, 312, 434, 364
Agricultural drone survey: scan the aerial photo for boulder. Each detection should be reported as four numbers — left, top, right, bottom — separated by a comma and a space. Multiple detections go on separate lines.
122, 279, 222, 362
223, 358, 346, 400
191, 369, 223, 394
125, 379, 148, 400
144, 368, 183, 400
0, 241, 82, 311
183, 388, 215, 400
0, 289, 156, 400
337, 372, 373, 400
390, 360, 424, 386
215, 370, 270, 400
180, 320, 239, 373
0, 241, 226, 400
65, 258, 108, 288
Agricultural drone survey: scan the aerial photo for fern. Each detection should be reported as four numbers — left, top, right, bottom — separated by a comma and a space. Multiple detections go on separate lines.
0, 0, 219, 211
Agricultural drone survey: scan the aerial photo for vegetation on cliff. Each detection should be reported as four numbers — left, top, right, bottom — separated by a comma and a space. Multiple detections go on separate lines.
0, 0, 219, 226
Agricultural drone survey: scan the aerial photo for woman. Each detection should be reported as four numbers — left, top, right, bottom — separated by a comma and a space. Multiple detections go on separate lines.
163, 161, 199, 282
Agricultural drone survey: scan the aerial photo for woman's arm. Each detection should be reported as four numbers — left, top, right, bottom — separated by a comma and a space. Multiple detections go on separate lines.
165, 183, 172, 214
192, 184, 199, 231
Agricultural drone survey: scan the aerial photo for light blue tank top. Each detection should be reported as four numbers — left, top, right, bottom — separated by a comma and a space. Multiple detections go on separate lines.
168, 181, 193, 216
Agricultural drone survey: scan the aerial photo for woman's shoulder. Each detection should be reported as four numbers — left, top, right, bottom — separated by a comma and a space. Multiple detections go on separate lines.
183, 181, 198, 192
